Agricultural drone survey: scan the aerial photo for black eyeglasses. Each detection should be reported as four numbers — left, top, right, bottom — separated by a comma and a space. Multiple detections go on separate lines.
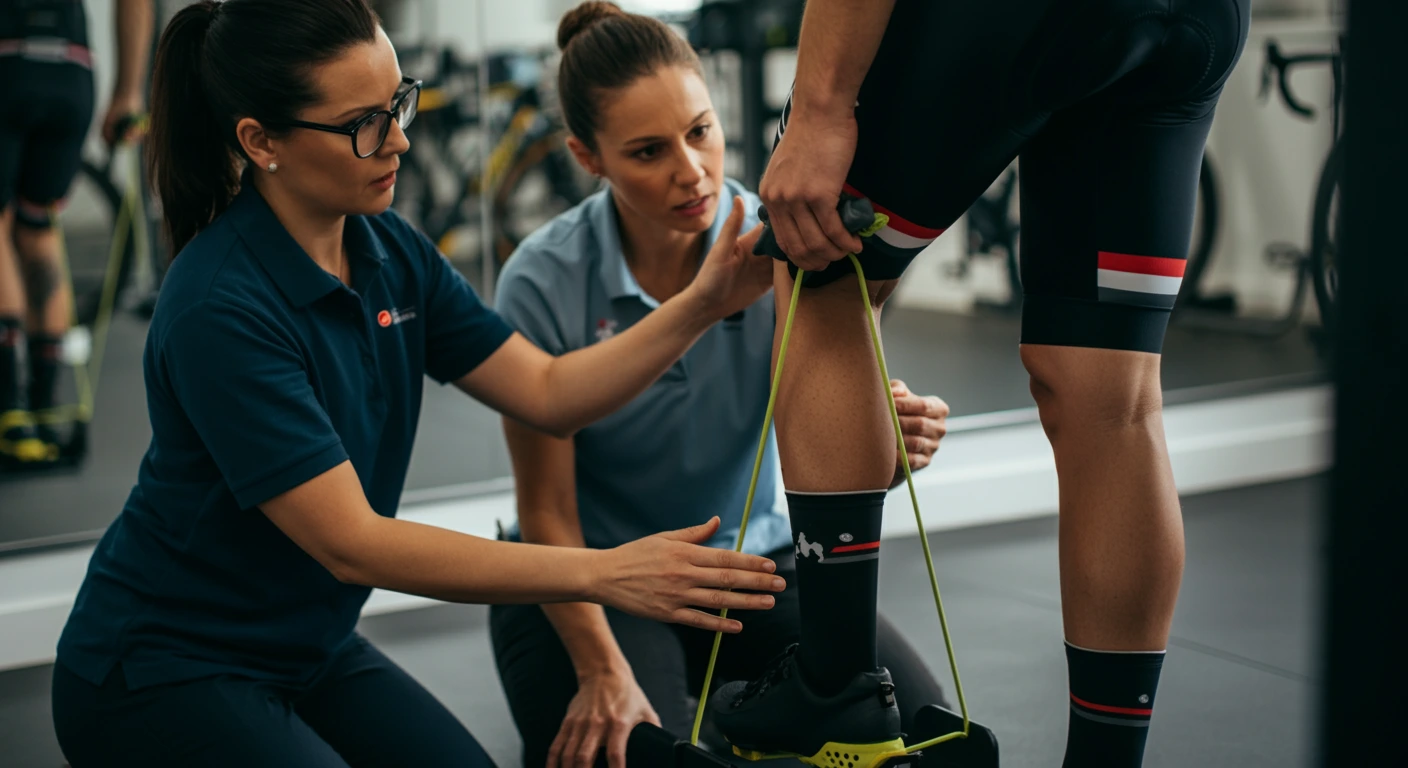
286, 77, 421, 158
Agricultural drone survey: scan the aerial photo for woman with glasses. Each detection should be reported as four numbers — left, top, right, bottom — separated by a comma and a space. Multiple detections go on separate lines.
48, 1, 782, 766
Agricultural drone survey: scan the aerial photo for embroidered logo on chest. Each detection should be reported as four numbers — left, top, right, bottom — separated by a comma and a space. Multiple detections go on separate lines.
377, 306, 417, 327
594, 318, 618, 342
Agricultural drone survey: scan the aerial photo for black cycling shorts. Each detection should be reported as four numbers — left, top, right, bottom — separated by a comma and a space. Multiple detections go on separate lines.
0, 0, 94, 228
775, 0, 1251, 353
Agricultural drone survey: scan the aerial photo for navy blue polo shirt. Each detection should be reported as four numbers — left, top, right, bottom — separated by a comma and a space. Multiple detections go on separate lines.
56, 177, 513, 690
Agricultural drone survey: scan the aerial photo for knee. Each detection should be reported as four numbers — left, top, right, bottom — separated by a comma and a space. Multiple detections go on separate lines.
1021, 345, 1163, 442
14, 220, 59, 257
13, 198, 58, 239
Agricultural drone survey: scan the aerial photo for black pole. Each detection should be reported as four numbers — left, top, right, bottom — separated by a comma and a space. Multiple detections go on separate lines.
739, 19, 767, 189
1319, 0, 1408, 765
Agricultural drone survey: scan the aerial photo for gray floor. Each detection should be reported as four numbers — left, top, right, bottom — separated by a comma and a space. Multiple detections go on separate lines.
0, 475, 1324, 767
0, 298, 1324, 553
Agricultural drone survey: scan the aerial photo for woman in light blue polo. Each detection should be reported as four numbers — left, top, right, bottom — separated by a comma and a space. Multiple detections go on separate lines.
488, 4, 953, 766
49, 2, 786, 767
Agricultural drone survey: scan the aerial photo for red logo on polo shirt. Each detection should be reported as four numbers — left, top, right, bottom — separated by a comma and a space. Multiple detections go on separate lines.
376, 306, 417, 327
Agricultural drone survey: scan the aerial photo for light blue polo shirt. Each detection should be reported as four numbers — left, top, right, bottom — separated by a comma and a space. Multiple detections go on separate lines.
494, 179, 791, 557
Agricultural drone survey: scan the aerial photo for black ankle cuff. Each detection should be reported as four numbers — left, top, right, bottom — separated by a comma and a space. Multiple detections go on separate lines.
27, 334, 62, 357
0, 317, 22, 348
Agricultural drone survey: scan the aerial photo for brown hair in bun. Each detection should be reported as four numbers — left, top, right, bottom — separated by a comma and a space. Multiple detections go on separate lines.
556, 0, 626, 50
556, 1, 701, 152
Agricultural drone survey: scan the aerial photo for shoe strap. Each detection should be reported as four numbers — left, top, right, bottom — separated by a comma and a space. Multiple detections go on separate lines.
1, 409, 36, 431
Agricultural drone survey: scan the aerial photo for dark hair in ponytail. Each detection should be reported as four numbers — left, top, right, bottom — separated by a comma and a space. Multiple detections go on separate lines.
148, 0, 380, 254
556, 1, 702, 153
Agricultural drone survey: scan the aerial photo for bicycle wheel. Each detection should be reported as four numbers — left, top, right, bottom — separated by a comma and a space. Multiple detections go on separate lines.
69, 159, 136, 328
1176, 152, 1220, 307
1310, 137, 1344, 335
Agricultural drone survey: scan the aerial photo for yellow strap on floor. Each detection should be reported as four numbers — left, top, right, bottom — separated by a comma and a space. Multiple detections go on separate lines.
691, 251, 973, 758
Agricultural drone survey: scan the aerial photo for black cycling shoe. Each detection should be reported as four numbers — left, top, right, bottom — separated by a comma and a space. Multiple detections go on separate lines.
711, 644, 905, 767
33, 420, 63, 459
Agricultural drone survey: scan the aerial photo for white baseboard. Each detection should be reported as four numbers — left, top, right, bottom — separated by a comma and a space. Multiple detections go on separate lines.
0, 386, 1332, 673
882, 385, 1333, 537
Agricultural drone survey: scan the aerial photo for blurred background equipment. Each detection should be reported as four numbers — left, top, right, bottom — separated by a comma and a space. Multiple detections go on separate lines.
391, 42, 598, 277
678, 0, 803, 188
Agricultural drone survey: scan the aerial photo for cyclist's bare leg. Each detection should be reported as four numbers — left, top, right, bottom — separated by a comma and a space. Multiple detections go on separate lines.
763, 262, 904, 699
12, 212, 71, 438
1021, 344, 1183, 651
0, 207, 23, 317
772, 265, 900, 493
14, 221, 70, 337
1, 205, 38, 453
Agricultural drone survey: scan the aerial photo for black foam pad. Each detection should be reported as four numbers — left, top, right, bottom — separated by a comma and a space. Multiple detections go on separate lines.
909, 705, 1000, 768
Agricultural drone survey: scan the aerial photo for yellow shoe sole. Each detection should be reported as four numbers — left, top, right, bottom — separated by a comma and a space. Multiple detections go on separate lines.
0, 436, 56, 462
1, 410, 59, 463
733, 738, 908, 768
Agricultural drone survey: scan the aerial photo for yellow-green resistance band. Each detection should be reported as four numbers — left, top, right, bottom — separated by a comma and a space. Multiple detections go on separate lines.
690, 241, 973, 759
44, 142, 146, 428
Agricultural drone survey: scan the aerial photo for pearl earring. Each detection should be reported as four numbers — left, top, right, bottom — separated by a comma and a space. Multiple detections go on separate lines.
267, 162, 279, 173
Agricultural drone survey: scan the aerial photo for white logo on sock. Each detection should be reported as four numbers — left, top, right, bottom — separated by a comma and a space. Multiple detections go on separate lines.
1139, 694, 1150, 704
795, 532, 825, 562
840, 533, 853, 543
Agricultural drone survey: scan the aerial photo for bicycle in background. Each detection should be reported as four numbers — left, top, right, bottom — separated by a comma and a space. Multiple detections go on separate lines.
68, 114, 163, 328
393, 44, 598, 277
1274, 37, 1346, 337
1174, 35, 1344, 341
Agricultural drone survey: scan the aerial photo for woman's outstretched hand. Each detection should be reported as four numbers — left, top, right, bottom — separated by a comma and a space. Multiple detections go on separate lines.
686, 196, 771, 321
589, 516, 784, 633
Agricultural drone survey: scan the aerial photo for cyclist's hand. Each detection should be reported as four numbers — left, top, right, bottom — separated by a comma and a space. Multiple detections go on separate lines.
103, 91, 145, 146
687, 197, 769, 321
547, 669, 660, 768
758, 106, 863, 272
588, 516, 783, 633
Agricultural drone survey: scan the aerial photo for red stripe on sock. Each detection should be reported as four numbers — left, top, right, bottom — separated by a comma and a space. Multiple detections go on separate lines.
1097, 252, 1186, 278
1070, 693, 1153, 717
831, 541, 881, 553
841, 183, 944, 238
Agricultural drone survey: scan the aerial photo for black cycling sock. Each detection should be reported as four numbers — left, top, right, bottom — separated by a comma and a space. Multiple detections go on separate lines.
26, 334, 62, 414
0, 317, 23, 412
787, 490, 886, 697
1062, 642, 1165, 768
